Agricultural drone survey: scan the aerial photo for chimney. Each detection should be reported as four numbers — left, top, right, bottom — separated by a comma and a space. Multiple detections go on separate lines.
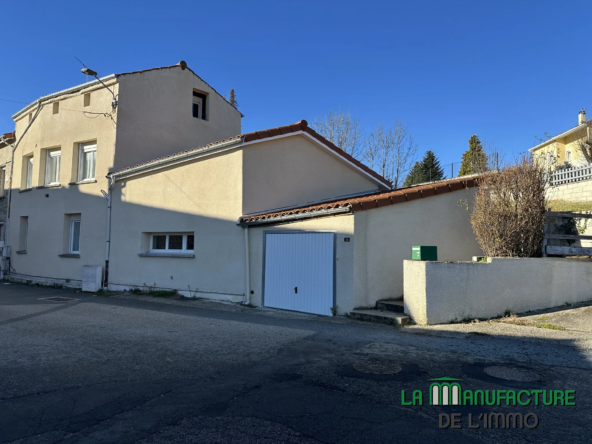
579, 108, 586, 125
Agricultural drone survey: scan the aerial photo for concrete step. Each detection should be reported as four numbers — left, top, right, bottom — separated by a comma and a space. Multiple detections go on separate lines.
349, 309, 410, 327
376, 300, 405, 313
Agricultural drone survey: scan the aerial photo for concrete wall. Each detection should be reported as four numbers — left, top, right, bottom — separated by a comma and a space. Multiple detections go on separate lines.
247, 214, 355, 314
108, 150, 245, 301
241, 134, 383, 215
404, 258, 592, 325
7, 82, 119, 285
547, 179, 592, 202
115, 66, 242, 170
352, 188, 483, 309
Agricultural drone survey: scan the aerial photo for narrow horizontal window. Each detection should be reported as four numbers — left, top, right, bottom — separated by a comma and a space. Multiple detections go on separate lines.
149, 233, 194, 253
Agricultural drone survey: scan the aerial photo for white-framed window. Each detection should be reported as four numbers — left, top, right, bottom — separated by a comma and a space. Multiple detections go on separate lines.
69, 217, 81, 254
192, 91, 207, 120
0, 166, 5, 196
150, 233, 194, 253
45, 149, 61, 186
566, 150, 572, 161
25, 156, 34, 189
78, 142, 96, 182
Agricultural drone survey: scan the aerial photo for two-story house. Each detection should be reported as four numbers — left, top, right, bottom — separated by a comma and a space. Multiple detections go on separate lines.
530, 109, 591, 167
5, 61, 242, 286
3, 60, 483, 318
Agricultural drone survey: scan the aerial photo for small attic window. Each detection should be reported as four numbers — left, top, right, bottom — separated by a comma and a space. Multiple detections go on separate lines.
53, 102, 59, 115
83, 93, 91, 107
192, 91, 207, 120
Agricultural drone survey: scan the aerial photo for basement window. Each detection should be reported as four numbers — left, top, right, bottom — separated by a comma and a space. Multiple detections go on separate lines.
192, 91, 207, 120
150, 233, 194, 253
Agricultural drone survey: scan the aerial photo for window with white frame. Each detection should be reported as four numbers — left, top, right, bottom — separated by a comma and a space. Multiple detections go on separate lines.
566, 150, 572, 161
192, 91, 207, 120
25, 156, 34, 189
150, 233, 194, 253
70, 217, 81, 254
0, 166, 5, 196
78, 142, 96, 181
45, 149, 61, 186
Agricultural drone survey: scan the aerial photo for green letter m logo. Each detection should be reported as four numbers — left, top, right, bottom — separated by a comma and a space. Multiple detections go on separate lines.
429, 378, 462, 406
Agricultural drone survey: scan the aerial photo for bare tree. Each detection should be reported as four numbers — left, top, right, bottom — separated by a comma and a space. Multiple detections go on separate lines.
576, 122, 592, 164
471, 154, 548, 258
310, 110, 363, 158
364, 121, 417, 189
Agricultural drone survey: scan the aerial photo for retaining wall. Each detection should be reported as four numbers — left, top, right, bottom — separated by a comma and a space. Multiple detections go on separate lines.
404, 258, 592, 325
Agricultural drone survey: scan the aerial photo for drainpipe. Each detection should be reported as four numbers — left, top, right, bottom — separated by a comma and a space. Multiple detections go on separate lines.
100, 176, 114, 290
243, 226, 251, 305
3, 100, 43, 270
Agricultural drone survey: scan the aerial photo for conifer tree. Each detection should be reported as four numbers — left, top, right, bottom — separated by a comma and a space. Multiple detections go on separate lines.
459, 135, 487, 176
229, 88, 238, 108
403, 151, 445, 187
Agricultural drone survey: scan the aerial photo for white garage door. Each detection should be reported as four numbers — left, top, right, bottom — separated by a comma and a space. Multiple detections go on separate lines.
264, 232, 335, 316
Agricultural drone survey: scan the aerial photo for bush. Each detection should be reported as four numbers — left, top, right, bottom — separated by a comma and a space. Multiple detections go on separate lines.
471, 155, 547, 257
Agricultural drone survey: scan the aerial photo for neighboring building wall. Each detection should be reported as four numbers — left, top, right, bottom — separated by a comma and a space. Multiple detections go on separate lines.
547, 180, 592, 202
108, 151, 246, 301
8, 83, 119, 285
352, 188, 483, 308
533, 127, 588, 167
115, 67, 242, 170
247, 214, 355, 314
0, 143, 10, 242
241, 135, 384, 215
404, 257, 592, 325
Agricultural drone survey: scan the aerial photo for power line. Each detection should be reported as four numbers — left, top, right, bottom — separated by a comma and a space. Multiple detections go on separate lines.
0, 97, 114, 118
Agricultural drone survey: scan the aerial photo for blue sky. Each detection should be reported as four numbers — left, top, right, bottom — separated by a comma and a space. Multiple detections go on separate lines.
1, 0, 589, 170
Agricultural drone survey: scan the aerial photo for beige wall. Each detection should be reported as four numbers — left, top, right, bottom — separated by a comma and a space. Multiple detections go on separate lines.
115, 67, 242, 170
404, 257, 592, 325
242, 134, 384, 215
108, 150, 246, 301
247, 214, 355, 314
8, 82, 118, 283
352, 188, 483, 308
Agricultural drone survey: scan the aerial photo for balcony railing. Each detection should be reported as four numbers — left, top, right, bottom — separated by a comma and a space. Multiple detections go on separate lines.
550, 163, 592, 186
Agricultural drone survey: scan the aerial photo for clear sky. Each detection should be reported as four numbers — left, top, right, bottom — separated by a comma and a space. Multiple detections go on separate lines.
1, 0, 589, 170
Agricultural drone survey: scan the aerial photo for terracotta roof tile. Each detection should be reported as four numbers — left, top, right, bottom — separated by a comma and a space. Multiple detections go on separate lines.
239, 176, 481, 225
110, 120, 391, 188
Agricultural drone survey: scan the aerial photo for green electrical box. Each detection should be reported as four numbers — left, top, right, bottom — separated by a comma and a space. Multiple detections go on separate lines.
411, 246, 438, 261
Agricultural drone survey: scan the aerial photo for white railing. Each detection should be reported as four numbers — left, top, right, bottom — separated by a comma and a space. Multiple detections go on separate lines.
550, 163, 592, 186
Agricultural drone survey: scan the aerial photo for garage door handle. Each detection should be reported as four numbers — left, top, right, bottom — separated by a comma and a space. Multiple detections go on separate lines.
294, 287, 298, 294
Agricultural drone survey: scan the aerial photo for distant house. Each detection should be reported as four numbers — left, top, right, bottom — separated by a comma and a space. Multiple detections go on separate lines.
530, 109, 591, 167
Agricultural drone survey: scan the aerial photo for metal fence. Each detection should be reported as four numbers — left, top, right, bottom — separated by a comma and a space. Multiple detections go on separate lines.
549, 163, 592, 186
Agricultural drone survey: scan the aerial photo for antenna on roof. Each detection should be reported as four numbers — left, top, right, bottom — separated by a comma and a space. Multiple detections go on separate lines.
74, 56, 117, 110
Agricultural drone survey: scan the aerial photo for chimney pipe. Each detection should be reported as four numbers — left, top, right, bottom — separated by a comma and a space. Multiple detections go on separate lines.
579, 108, 586, 125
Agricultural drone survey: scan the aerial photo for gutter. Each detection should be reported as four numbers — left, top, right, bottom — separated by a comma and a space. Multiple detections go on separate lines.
238, 206, 352, 227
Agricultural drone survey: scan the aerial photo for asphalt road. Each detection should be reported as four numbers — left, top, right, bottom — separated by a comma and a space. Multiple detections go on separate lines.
0, 283, 590, 443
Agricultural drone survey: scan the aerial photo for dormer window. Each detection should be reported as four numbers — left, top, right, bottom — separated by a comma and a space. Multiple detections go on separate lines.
192, 91, 207, 120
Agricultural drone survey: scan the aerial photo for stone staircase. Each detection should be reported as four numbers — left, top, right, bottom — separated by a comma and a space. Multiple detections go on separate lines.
349, 299, 410, 326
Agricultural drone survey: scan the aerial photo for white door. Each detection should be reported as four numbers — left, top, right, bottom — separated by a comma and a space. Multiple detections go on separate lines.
264, 232, 335, 316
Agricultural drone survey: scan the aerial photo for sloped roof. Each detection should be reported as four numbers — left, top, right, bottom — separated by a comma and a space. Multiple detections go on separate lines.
12, 61, 241, 119
239, 176, 479, 225
109, 120, 392, 188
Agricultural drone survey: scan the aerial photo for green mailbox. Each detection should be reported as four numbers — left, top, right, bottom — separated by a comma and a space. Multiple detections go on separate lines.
412, 246, 437, 261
